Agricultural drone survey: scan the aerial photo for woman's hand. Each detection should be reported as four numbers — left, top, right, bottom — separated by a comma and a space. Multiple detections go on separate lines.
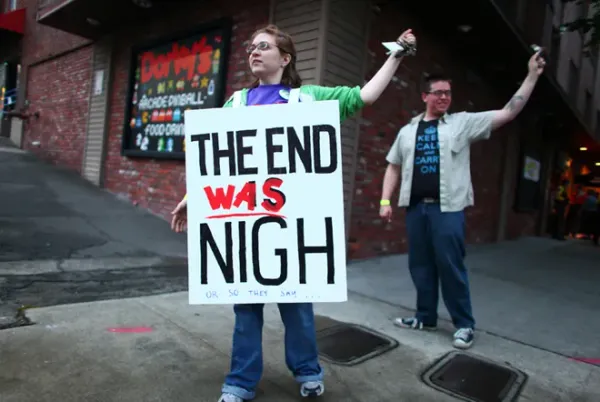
398, 29, 416, 47
396, 29, 416, 56
171, 198, 188, 233
360, 28, 415, 105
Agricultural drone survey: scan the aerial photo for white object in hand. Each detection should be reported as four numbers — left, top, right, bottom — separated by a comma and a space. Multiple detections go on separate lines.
382, 41, 405, 55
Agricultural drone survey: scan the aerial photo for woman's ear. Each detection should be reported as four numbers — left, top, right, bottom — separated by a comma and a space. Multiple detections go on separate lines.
281, 53, 291, 68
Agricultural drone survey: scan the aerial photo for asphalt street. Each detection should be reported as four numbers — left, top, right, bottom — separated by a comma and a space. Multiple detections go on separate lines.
0, 140, 189, 327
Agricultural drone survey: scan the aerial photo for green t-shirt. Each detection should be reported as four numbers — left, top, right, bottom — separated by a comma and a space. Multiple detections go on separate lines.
223, 84, 365, 122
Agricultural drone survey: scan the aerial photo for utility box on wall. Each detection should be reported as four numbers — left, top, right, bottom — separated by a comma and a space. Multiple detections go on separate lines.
9, 115, 22, 147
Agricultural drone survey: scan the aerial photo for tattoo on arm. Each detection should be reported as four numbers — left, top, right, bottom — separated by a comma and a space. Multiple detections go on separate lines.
505, 95, 525, 112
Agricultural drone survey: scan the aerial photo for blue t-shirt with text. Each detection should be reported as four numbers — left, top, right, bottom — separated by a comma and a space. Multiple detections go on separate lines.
410, 119, 441, 204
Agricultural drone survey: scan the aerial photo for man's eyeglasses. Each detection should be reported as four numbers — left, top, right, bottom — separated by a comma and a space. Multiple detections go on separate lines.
427, 90, 452, 97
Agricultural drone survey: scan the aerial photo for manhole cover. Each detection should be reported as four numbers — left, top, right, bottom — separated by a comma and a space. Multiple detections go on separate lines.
316, 323, 399, 366
422, 351, 527, 402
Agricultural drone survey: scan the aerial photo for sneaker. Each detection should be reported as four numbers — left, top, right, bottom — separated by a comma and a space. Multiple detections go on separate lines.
393, 317, 437, 331
218, 393, 244, 402
453, 328, 475, 349
300, 381, 324, 398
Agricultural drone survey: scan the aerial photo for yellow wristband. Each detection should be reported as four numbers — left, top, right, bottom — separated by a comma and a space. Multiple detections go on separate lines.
380, 199, 390, 206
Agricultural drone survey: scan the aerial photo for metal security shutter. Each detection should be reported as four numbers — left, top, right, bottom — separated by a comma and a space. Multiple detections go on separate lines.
82, 39, 113, 186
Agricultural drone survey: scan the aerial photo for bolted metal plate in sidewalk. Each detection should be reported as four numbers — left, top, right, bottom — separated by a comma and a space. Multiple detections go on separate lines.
421, 351, 527, 402
314, 315, 399, 366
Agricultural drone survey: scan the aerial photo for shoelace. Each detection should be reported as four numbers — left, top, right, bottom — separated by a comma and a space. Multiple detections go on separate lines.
220, 394, 242, 402
455, 328, 472, 339
302, 381, 322, 390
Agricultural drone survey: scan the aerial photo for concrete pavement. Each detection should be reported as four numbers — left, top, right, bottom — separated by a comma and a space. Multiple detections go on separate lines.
2, 290, 599, 401
0, 138, 188, 324
348, 237, 600, 359
0, 138, 186, 263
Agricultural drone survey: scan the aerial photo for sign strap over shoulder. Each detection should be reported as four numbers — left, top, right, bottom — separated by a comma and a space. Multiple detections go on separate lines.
232, 90, 244, 107
288, 88, 301, 103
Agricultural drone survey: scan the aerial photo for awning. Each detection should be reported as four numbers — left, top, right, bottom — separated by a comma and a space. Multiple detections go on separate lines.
0, 8, 26, 35
36, 0, 187, 39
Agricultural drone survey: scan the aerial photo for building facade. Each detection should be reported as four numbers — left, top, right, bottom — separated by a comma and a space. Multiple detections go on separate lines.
1, 0, 599, 259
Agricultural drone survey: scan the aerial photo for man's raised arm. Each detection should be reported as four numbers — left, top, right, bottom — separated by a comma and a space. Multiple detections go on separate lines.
490, 49, 546, 131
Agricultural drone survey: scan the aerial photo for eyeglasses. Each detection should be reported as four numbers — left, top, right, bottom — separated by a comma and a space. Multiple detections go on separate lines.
427, 90, 452, 97
246, 41, 282, 54
247, 41, 293, 57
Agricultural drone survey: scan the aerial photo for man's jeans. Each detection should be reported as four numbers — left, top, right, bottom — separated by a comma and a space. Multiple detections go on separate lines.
222, 303, 323, 400
405, 202, 475, 329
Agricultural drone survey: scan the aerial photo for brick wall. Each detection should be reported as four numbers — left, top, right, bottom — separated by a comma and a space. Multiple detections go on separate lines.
348, 3, 519, 259
20, 0, 91, 66
22, 46, 93, 171
19, 0, 93, 168
102, 0, 270, 218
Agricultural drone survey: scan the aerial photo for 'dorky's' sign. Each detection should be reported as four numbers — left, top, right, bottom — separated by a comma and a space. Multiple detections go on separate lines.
184, 101, 347, 304
124, 25, 229, 158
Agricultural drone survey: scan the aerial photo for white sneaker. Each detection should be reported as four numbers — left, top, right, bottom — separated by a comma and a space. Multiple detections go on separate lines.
453, 328, 475, 349
300, 381, 325, 397
393, 317, 437, 331
218, 393, 244, 402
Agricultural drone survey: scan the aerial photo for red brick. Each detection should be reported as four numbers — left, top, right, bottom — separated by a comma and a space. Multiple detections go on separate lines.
18, 0, 93, 168
20, 0, 91, 66
22, 46, 93, 171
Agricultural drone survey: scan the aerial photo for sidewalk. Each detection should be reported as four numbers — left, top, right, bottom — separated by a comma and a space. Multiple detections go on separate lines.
2, 290, 599, 401
348, 236, 600, 359
0, 138, 188, 323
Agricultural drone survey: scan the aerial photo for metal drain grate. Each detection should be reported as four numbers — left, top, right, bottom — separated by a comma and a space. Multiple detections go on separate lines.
316, 322, 399, 366
422, 351, 527, 402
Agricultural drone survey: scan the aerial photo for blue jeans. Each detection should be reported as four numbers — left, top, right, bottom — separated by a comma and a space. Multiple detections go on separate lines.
405, 202, 475, 329
222, 303, 323, 400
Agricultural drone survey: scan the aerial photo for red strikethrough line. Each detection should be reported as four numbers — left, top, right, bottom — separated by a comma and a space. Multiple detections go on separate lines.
206, 212, 286, 219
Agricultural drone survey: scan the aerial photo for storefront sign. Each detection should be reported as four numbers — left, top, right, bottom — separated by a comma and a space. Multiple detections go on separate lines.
122, 20, 231, 159
523, 156, 541, 182
184, 101, 348, 304
515, 151, 543, 212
